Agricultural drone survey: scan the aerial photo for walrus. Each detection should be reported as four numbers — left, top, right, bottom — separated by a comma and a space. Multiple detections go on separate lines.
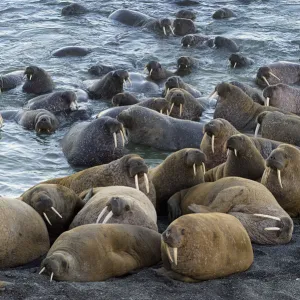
263, 83, 300, 114
204, 134, 266, 182
112, 92, 139, 106
180, 33, 210, 48
117, 106, 204, 151
164, 88, 204, 121
211, 82, 288, 131
39, 224, 161, 282
52, 46, 91, 57
145, 61, 173, 82
61, 117, 126, 167
262, 144, 300, 217
255, 111, 300, 145
163, 76, 202, 98
212, 8, 236, 19
149, 148, 206, 215
230, 81, 265, 105
0, 70, 24, 92
173, 18, 197, 36
22, 66, 55, 95
167, 177, 293, 245
15, 109, 59, 133
175, 56, 199, 75
87, 69, 131, 99
229, 54, 254, 68
0, 197, 50, 268
61, 3, 88, 16
25, 90, 78, 113
211, 36, 239, 52
70, 186, 157, 231
21, 184, 84, 240
158, 213, 253, 282
176, 9, 196, 20
256, 61, 300, 87
42, 154, 156, 203
200, 118, 281, 170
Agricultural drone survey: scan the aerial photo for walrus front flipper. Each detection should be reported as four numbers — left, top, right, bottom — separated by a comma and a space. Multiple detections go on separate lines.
188, 204, 213, 213
168, 192, 183, 222
156, 267, 199, 283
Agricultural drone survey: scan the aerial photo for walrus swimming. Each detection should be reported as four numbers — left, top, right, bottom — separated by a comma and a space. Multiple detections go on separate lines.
61, 3, 88, 16
158, 213, 253, 282
211, 36, 239, 52
176, 9, 196, 20
212, 8, 236, 19
168, 177, 293, 245
0, 70, 24, 92
39, 224, 161, 282
180, 34, 210, 48
52, 46, 91, 57
229, 54, 254, 68
175, 56, 199, 75
145, 61, 174, 82
112, 92, 139, 106
0, 197, 50, 268
61, 116, 126, 167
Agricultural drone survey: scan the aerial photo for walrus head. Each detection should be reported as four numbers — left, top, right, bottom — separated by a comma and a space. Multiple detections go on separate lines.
111, 92, 138, 107
229, 53, 248, 68
142, 98, 170, 114
262, 84, 285, 106
256, 67, 281, 87
212, 9, 227, 19
145, 61, 169, 81
226, 134, 256, 157
173, 18, 196, 36
209, 82, 233, 100
176, 10, 196, 21
177, 56, 193, 73
183, 148, 206, 176
165, 88, 186, 117
61, 91, 78, 111
158, 18, 174, 36
35, 114, 57, 134
180, 34, 196, 47
164, 76, 184, 94
254, 111, 271, 137
23, 66, 38, 81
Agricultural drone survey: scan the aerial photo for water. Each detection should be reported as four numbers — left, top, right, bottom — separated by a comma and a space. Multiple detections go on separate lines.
0, 0, 299, 196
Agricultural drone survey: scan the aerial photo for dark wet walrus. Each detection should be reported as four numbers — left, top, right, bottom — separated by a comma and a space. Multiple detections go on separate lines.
176, 9, 196, 20
61, 3, 88, 16
112, 92, 139, 106
61, 117, 126, 167
22, 66, 55, 95
175, 56, 199, 75
117, 106, 204, 151
145, 61, 174, 82
229, 54, 254, 68
180, 34, 210, 48
211, 36, 239, 52
52, 46, 91, 57
230, 81, 264, 105
212, 8, 236, 19
15, 109, 59, 133
40, 224, 161, 282
0, 70, 24, 92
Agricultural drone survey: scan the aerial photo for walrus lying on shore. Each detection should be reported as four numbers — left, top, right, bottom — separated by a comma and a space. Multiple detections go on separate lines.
158, 213, 253, 282
168, 177, 293, 245
39, 224, 161, 282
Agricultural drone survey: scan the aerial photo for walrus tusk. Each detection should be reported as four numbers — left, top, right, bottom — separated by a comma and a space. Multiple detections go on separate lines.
187, 45, 190, 48
211, 134, 215, 153
269, 72, 280, 81
113, 132, 117, 148
254, 123, 260, 138
96, 206, 108, 224
265, 97, 270, 106
262, 167, 270, 183
0, 88, 1, 94
123, 79, 127, 88
51, 207, 63, 219
165, 244, 174, 263
144, 173, 150, 194
173, 247, 178, 265
143, 67, 148, 74
179, 104, 183, 117
169, 26, 175, 35
193, 163, 196, 176
169, 103, 174, 115
160, 109, 163, 114
233, 62, 237, 68
29, 74, 32, 80
120, 130, 125, 147
253, 213, 281, 221
121, 125, 127, 142
277, 169, 283, 189
234, 149, 237, 157
43, 212, 52, 226
127, 77, 132, 86
262, 76, 270, 86
208, 90, 218, 99
135, 174, 139, 191
50, 272, 54, 282
149, 69, 153, 76
227, 149, 230, 157
264, 227, 281, 231
202, 162, 206, 175
166, 88, 170, 96
102, 211, 114, 224
163, 26, 167, 36
39, 267, 45, 275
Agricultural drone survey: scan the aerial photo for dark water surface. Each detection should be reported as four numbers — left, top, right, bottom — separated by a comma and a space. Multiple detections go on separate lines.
0, 0, 299, 196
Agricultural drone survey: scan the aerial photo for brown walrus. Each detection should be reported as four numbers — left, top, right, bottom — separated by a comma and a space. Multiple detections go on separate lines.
168, 177, 293, 245
0, 197, 50, 268
200, 118, 281, 170
42, 154, 156, 203
261, 144, 300, 217
149, 148, 206, 215
39, 224, 161, 282
69, 186, 157, 231
158, 213, 253, 282
204, 134, 266, 182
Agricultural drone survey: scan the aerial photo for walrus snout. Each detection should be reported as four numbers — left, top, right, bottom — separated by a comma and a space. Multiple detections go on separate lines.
266, 151, 286, 171
109, 197, 130, 216
204, 120, 221, 137
162, 226, 185, 248
35, 116, 54, 133
177, 57, 190, 69
226, 134, 247, 153
24, 66, 36, 81
41, 253, 69, 281
166, 76, 182, 89
256, 67, 281, 86
34, 193, 53, 212
229, 53, 246, 68
117, 110, 133, 128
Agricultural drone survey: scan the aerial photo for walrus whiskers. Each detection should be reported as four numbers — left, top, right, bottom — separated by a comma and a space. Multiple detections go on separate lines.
135, 174, 140, 191
43, 212, 52, 226
144, 173, 150, 194
50, 272, 54, 282
262, 76, 270, 86
211, 134, 215, 153
39, 267, 45, 275
120, 131, 125, 147
277, 169, 283, 189
253, 213, 281, 221
269, 72, 280, 81
113, 132, 117, 148
264, 227, 281, 231
51, 207, 63, 219
96, 206, 108, 224
179, 104, 183, 117
102, 211, 114, 224
254, 123, 260, 138
193, 163, 196, 176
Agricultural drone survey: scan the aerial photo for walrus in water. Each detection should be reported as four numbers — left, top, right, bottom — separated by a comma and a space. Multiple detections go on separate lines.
212, 8, 236, 19
158, 213, 253, 282
61, 3, 88, 16
167, 177, 293, 245
211, 82, 288, 131
15, 109, 59, 134
0, 70, 24, 92
112, 92, 139, 106
211, 36, 239, 52
256, 61, 300, 88
229, 54, 254, 68
263, 83, 300, 114
22, 66, 55, 95
21, 184, 84, 240
43, 154, 155, 203
52, 46, 91, 57
149, 148, 206, 215
175, 56, 199, 75
176, 9, 196, 20
39, 224, 161, 282
70, 186, 157, 231
61, 116, 126, 167
163, 76, 202, 98
200, 118, 281, 170
262, 144, 300, 217
255, 111, 300, 146
145, 61, 174, 82
165, 88, 204, 121
87, 69, 131, 99
0, 197, 50, 268
204, 134, 265, 182
180, 34, 210, 48
173, 18, 196, 36
117, 106, 204, 151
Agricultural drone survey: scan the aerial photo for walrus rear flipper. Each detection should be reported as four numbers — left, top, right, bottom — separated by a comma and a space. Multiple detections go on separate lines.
155, 267, 199, 283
